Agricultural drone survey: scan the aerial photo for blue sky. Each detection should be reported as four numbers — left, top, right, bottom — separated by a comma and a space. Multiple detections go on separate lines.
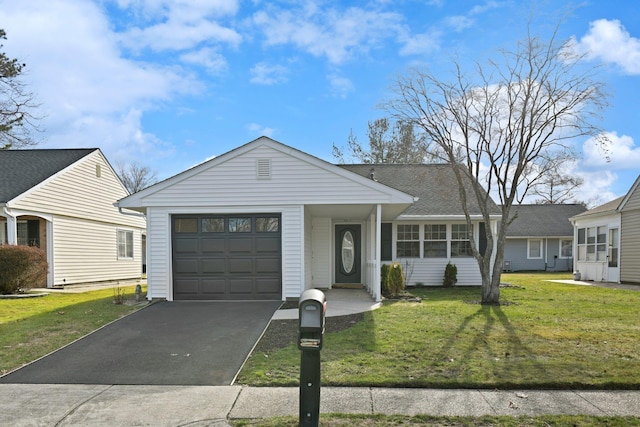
1, 0, 639, 207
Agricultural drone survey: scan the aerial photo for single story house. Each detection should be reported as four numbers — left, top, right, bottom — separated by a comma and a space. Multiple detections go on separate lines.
117, 137, 501, 302
0, 148, 147, 287
503, 204, 587, 272
570, 175, 640, 284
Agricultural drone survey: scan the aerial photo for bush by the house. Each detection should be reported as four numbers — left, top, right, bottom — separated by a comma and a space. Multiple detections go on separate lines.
382, 262, 405, 297
443, 262, 457, 287
0, 245, 48, 294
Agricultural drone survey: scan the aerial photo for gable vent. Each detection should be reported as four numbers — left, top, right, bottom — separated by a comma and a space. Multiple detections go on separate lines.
256, 158, 272, 179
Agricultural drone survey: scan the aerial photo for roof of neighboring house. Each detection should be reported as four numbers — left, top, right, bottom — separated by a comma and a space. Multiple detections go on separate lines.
506, 204, 587, 237
0, 148, 96, 203
571, 196, 624, 220
340, 164, 501, 217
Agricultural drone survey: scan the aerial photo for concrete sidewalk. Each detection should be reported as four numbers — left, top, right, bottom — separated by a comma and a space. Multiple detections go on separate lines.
1, 384, 639, 426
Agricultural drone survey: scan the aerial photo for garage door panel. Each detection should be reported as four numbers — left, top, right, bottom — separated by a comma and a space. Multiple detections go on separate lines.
174, 278, 199, 295
256, 237, 280, 253
174, 238, 199, 253
172, 214, 281, 300
201, 238, 225, 253
228, 258, 253, 273
255, 257, 280, 273
228, 238, 253, 254
201, 279, 227, 295
174, 259, 199, 274
201, 258, 225, 274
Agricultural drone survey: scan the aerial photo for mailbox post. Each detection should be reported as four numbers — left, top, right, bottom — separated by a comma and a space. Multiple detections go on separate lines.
298, 289, 326, 427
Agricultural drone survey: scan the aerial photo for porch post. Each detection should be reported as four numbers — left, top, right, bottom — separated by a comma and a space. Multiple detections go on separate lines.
46, 220, 54, 288
3, 207, 18, 245
374, 204, 382, 302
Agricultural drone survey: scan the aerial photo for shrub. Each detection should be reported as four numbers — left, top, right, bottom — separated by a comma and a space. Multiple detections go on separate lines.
382, 262, 405, 297
443, 262, 457, 287
0, 245, 48, 294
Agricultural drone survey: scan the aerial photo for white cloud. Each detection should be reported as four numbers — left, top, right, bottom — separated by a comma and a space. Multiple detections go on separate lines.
180, 47, 228, 74
0, 0, 196, 160
247, 123, 276, 137
398, 29, 442, 56
250, 62, 289, 85
252, 5, 404, 65
572, 19, 640, 75
328, 73, 354, 98
583, 132, 640, 169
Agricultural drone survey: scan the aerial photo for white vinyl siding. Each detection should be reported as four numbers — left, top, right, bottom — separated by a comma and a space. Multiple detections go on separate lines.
135, 145, 411, 208
52, 216, 142, 285
310, 216, 331, 288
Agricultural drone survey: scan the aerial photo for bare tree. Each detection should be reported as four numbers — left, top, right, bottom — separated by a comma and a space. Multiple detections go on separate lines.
384, 23, 608, 304
0, 29, 40, 149
117, 161, 158, 194
531, 165, 584, 204
333, 118, 431, 164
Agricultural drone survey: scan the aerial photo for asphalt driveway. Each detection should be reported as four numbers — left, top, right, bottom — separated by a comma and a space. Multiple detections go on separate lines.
0, 300, 282, 386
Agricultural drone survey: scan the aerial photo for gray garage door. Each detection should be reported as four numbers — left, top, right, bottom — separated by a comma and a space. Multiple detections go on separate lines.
172, 214, 281, 300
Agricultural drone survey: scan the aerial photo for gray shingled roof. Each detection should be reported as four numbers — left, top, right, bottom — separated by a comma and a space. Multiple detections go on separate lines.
0, 149, 96, 203
340, 164, 500, 216
571, 196, 623, 219
506, 204, 587, 237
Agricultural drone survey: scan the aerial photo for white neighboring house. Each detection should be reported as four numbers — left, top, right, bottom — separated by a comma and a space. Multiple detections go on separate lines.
117, 137, 502, 302
570, 175, 640, 284
0, 148, 147, 287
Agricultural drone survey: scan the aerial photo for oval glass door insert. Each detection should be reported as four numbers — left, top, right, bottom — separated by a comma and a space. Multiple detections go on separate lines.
342, 231, 355, 274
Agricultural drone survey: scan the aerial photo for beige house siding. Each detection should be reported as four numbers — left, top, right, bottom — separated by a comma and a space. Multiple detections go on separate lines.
52, 216, 143, 285
7, 149, 146, 286
620, 182, 640, 283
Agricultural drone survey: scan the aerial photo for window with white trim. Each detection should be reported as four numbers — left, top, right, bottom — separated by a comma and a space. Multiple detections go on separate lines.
396, 224, 420, 258
577, 226, 608, 262
559, 239, 573, 258
577, 228, 586, 261
117, 230, 134, 259
451, 224, 473, 257
423, 224, 447, 257
528, 239, 542, 259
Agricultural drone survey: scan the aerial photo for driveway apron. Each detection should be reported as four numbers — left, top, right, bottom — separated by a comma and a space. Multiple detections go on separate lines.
0, 301, 282, 386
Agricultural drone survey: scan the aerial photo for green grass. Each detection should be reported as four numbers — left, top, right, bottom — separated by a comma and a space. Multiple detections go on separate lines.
231, 414, 640, 426
0, 285, 147, 375
237, 273, 640, 388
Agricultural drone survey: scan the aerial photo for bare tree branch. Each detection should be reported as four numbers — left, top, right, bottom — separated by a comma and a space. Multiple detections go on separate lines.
117, 161, 158, 194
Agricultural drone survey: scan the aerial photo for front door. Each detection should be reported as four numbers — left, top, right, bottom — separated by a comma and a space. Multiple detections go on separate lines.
607, 227, 620, 282
335, 224, 361, 284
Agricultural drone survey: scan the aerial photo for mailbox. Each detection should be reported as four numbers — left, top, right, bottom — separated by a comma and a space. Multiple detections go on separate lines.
298, 289, 326, 351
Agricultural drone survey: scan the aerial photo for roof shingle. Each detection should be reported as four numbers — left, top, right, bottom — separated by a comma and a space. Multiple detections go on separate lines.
0, 149, 96, 203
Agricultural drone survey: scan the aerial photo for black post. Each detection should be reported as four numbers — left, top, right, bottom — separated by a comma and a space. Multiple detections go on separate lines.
299, 350, 321, 426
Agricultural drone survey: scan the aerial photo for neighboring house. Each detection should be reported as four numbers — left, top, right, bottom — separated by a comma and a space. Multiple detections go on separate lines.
0, 149, 147, 287
503, 204, 587, 272
117, 137, 501, 302
570, 175, 640, 284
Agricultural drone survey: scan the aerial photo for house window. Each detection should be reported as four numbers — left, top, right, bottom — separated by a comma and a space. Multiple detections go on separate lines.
396, 224, 419, 258
256, 217, 279, 232
17, 222, 29, 246
451, 224, 472, 257
117, 230, 134, 259
577, 228, 586, 261
560, 239, 573, 258
423, 224, 446, 257
528, 239, 542, 259
229, 217, 252, 232
586, 227, 596, 261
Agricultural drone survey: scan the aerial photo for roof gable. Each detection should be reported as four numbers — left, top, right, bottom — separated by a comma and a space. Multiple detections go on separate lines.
507, 204, 587, 237
0, 148, 96, 203
118, 137, 415, 208
340, 164, 501, 217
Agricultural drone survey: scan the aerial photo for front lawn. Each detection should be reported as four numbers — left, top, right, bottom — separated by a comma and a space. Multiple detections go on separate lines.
236, 273, 640, 389
0, 285, 147, 376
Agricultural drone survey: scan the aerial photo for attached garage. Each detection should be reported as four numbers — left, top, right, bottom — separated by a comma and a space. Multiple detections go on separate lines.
172, 214, 281, 300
